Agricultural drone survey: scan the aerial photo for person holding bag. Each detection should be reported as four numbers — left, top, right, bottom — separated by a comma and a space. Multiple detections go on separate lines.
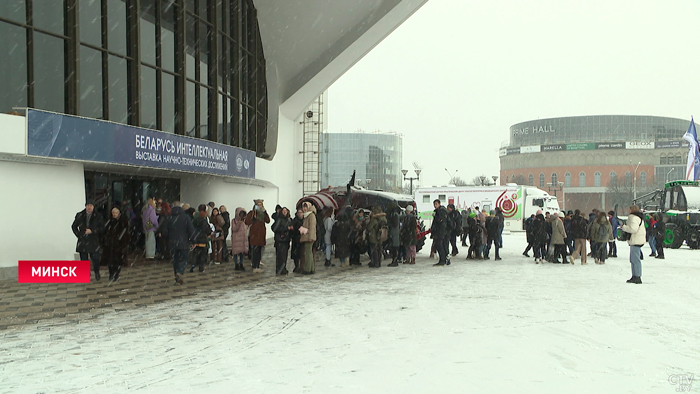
621, 205, 646, 284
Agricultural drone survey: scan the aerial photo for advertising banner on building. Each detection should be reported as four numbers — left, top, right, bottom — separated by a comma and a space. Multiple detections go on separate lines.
625, 141, 655, 150
595, 142, 625, 149
566, 143, 595, 151
520, 145, 541, 153
499, 147, 508, 157
655, 141, 689, 149
541, 144, 565, 152
507, 147, 521, 155
26, 109, 256, 179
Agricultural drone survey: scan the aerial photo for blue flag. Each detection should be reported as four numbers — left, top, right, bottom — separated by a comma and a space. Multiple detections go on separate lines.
683, 117, 700, 181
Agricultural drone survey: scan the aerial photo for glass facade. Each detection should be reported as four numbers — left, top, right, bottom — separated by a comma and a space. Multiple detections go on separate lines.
321, 133, 403, 192
509, 115, 689, 148
0, 0, 268, 157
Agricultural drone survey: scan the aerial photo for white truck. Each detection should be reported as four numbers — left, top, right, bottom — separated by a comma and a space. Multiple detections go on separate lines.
415, 183, 560, 230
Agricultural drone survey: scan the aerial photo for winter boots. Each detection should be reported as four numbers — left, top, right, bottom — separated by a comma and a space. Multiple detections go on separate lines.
626, 276, 642, 284
324, 259, 335, 267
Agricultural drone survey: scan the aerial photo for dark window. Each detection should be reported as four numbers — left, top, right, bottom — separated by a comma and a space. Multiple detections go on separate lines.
79, 0, 102, 47
162, 73, 175, 133
528, 174, 533, 186
33, 32, 65, 113
185, 15, 196, 79
199, 21, 209, 84
186, 81, 196, 136
640, 171, 647, 187
0, 22, 27, 113
140, 0, 157, 65
140, 66, 157, 129
579, 172, 586, 187
564, 172, 571, 187
0, 0, 26, 24
107, 0, 128, 56
539, 173, 545, 188
200, 85, 209, 139
79, 46, 103, 119
108, 55, 128, 123
161, 3, 176, 72
33, 0, 65, 35
594, 172, 601, 187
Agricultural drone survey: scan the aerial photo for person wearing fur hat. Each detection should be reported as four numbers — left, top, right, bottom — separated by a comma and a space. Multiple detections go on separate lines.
71, 200, 105, 281
245, 199, 270, 272
299, 202, 318, 274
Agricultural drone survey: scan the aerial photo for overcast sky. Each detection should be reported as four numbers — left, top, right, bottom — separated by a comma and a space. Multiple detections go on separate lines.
327, 0, 700, 188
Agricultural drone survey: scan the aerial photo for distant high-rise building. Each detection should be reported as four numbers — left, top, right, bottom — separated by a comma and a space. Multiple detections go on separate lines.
322, 132, 403, 192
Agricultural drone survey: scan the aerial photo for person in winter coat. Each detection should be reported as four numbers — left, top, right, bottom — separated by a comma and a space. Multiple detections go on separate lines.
652, 213, 665, 259
245, 199, 271, 272
466, 212, 481, 259
386, 203, 402, 267
461, 209, 470, 247
523, 214, 535, 257
156, 202, 172, 261
621, 205, 646, 284
231, 208, 249, 271
210, 208, 225, 263
290, 208, 304, 273
101, 206, 131, 281
350, 209, 368, 266
190, 204, 213, 273
220, 206, 231, 263
485, 212, 502, 260
569, 210, 589, 265
367, 206, 388, 268
531, 212, 549, 264
589, 211, 612, 264
71, 201, 105, 281
142, 197, 159, 260
158, 202, 195, 284
563, 210, 574, 255
430, 200, 449, 266
323, 208, 335, 267
647, 214, 658, 257
299, 202, 318, 274
272, 207, 293, 275
549, 213, 567, 263
401, 205, 418, 264
607, 210, 619, 258
331, 212, 352, 266
447, 204, 462, 256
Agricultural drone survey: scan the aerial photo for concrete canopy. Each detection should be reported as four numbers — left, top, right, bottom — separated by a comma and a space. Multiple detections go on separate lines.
254, 0, 427, 158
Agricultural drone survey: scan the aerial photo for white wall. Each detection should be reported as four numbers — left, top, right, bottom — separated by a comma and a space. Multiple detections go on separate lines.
0, 160, 85, 276
0, 113, 27, 155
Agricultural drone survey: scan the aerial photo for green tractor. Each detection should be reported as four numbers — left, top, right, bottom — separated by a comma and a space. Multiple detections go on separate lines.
633, 180, 700, 249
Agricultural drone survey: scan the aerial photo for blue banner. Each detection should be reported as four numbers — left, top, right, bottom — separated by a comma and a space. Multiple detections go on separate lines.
26, 109, 255, 179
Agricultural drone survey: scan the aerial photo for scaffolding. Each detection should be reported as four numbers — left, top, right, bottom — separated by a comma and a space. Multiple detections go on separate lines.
300, 93, 324, 196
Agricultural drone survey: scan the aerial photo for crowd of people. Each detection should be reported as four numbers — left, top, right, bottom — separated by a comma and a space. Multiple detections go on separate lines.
71, 195, 657, 286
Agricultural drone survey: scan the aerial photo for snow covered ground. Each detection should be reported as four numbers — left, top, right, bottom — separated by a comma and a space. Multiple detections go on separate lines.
2, 232, 699, 393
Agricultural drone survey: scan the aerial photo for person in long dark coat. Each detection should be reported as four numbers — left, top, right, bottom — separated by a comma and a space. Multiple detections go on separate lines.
532, 212, 549, 264
71, 201, 105, 281
290, 208, 304, 273
159, 202, 196, 284
332, 212, 352, 266
272, 207, 293, 275
220, 206, 231, 263
101, 206, 131, 281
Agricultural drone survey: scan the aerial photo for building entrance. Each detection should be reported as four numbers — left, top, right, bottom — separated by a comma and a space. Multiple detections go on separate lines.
84, 171, 181, 220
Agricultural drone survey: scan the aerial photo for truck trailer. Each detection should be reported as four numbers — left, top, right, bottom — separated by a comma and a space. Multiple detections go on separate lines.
415, 183, 560, 230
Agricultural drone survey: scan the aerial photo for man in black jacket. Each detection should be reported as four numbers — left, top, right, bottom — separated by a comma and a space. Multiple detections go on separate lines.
568, 210, 589, 265
447, 204, 461, 256
158, 201, 195, 285
430, 199, 449, 266
190, 204, 213, 274
71, 201, 105, 281
220, 206, 231, 263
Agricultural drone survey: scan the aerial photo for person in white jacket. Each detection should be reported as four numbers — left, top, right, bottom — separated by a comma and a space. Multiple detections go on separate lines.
621, 205, 646, 284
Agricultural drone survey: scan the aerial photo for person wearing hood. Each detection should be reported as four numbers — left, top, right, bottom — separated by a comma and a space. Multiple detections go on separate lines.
231, 208, 249, 271
245, 199, 271, 273
101, 206, 131, 281
71, 201, 105, 281
299, 202, 318, 274
158, 201, 195, 285
531, 211, 549, 264
272, 207, 293, 275
142, 197, 159, 260
621, 205, 646, 284
220, 206, 231, 263
367, 206, 387, 268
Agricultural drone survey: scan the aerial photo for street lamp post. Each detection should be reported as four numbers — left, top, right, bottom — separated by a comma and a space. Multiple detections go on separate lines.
402, 169, 421, 195
666, 168, 674, 183
547, 181, 565, 211
633, 161, 641, 201
445, 168, 458, 184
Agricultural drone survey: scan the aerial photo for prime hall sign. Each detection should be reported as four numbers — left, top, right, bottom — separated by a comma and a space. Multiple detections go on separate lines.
512, 125, 556, 137
18, 261, 91, 283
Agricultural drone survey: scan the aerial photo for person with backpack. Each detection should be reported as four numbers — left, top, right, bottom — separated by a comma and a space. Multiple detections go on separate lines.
621, 205, 646, 284
190, 204, 213, 273
430, 199, 449, 266
589, 211, 612, 264
367, 206, 387, 268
